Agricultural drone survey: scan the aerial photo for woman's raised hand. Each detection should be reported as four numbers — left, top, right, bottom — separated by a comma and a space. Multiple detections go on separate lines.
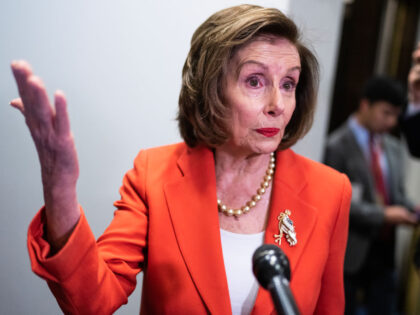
11, 60, 81, 252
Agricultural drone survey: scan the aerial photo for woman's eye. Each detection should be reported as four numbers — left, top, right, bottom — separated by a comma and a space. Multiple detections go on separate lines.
246, 76, 262, 88
283, 80, 296, 91
249, 78, 259, 87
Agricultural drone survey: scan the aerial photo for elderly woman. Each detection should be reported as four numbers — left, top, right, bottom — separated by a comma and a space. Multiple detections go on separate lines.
11, 5, 350, 315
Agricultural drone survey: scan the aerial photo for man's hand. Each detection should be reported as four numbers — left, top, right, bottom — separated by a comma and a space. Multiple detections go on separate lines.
384, 205, 418, 225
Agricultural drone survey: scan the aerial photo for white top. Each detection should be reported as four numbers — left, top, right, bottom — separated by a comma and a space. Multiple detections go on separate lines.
220, 229, 265, 315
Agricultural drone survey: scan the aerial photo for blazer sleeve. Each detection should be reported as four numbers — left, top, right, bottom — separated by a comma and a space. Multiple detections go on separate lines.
27, 150, 150, 314
314, 173, 351, 314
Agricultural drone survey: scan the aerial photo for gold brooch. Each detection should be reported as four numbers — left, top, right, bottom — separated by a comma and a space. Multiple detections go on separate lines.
274, 209, 297, 246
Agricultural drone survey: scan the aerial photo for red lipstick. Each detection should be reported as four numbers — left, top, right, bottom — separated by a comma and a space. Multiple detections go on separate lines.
256, 128, 280, 137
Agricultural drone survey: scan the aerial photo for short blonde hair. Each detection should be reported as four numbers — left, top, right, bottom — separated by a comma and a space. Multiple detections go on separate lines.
177, 4, 319, 149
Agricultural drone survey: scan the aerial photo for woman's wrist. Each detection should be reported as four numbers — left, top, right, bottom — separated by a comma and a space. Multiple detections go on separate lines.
43, 186, 80, 253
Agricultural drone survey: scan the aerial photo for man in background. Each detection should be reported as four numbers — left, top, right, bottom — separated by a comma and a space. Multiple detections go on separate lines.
324, 76, 418, 315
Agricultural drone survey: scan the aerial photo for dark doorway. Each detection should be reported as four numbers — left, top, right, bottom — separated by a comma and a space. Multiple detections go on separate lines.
328, 0, 420, 134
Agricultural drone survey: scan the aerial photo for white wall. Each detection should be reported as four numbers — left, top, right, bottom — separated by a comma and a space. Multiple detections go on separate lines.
289, 0, 345, 160
0, 1, 343, 314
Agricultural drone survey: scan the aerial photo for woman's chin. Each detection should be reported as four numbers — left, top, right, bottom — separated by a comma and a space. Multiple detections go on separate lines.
220, 136, 281, 156
250, 141, 281, 155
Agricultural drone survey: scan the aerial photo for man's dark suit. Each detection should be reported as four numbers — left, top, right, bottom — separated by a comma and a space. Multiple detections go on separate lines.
324, 120, 415, 314
324, 121, 414, 274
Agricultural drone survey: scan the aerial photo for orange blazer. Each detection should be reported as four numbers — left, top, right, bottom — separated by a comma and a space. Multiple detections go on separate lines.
28, 143, 351, 315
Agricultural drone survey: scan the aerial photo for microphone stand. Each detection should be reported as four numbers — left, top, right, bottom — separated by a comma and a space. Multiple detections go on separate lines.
252, 244, 300, 315
268, 275, 300, 315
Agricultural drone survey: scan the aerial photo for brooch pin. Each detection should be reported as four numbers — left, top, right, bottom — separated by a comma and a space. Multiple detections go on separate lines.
274, 209, 297, 246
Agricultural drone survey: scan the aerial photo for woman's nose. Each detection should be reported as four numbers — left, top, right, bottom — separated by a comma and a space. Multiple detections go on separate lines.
265, 87, 285, 116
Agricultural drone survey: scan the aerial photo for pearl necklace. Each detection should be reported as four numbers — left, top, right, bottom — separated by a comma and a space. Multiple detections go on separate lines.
217, 152, 275, 217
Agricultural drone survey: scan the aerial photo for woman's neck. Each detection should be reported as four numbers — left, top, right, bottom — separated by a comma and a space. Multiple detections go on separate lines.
214, 147, 272, 176
214, 148, 274, 233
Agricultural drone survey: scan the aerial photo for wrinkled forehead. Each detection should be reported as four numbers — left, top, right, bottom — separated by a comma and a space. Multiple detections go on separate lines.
230, 34, 296, 59
226, 35, 300, 74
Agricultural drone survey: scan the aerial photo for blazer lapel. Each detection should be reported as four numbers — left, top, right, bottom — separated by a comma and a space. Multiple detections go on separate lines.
163, 146, 231, 315
252, 149, 318, 315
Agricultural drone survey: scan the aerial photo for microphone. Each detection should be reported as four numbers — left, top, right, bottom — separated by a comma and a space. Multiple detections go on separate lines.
252, 244, 300, 315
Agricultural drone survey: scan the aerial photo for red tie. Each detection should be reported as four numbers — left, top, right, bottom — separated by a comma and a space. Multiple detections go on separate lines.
369, 134, 389, 205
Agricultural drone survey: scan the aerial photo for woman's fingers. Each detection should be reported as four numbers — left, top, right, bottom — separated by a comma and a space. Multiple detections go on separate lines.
10, 61, 75, 154
11, 60, 54, 133
414, 43, 420, 64
409, 64, 420, 83
26, 75, 54, 126
409, 64, 420, 104
10, 98, 24, 114
54, 90, 70, 136
414, 52, 420, 64
11, 60, 34, 106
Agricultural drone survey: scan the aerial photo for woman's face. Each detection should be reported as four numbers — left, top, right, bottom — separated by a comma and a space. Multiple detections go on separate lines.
221, 36, 300, 156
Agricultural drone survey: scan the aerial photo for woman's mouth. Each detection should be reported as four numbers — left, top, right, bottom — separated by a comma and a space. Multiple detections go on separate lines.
255, 128, 280, 137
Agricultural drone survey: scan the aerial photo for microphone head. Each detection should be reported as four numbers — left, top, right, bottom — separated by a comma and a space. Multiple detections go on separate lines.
252, 244, 291, 289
